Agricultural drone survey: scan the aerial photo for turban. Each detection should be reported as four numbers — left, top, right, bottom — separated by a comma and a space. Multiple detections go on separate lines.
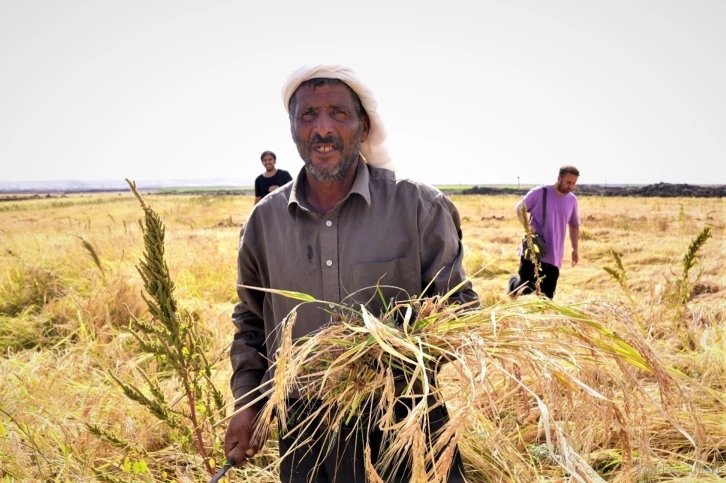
281, 65, 395, 172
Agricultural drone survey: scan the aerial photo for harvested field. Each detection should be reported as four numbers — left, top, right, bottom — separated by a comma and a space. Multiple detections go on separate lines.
0, 191, 724, 482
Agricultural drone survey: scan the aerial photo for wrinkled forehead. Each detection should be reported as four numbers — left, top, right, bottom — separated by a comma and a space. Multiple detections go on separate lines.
289, 78, 363, 113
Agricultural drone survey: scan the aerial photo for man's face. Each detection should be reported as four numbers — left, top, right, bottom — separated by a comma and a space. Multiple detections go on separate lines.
261, 155, 276, 172
290, 83, 369, 182
556, 173, 578, 194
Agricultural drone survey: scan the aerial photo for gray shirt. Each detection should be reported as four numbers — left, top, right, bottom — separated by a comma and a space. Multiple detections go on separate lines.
230, 159, 479, 407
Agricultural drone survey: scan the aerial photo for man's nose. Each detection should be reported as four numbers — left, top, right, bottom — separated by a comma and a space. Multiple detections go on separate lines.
312, 112, 334, 137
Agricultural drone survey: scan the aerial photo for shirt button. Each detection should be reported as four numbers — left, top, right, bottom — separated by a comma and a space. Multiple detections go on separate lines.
326, 220, 332, 227
326, 260, 333, 267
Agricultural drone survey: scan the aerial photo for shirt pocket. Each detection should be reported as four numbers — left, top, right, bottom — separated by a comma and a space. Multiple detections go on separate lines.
350, 257, 419, 314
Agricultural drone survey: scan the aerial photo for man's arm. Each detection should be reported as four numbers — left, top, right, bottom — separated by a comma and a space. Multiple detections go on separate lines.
224, 287, 266, 464
229, 229, 268, 408
224, 220, 267, 466
417, 195, 478, 374
568, 198, 581, 267
419, 194, 479, 308
515, 197, 529, 224
225, 224, 268, 464
254, 196, 262, 204
569, 225, 580, 266
515, 188, 538, 234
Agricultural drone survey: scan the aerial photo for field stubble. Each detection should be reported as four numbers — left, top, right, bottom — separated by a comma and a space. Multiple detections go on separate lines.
0, 192, 724, 482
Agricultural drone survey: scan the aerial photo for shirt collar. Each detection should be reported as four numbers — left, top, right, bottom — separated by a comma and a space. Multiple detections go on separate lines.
287, 158, 371, 219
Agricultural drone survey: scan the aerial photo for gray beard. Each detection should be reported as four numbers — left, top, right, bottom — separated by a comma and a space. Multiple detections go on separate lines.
304, 148, 359, 181
296, 123, 364, 182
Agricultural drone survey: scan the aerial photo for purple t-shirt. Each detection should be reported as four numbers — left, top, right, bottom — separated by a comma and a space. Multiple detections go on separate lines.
516, 186, 580, 269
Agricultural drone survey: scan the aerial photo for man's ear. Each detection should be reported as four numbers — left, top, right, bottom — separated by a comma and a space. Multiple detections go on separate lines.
360, 113, 370, 143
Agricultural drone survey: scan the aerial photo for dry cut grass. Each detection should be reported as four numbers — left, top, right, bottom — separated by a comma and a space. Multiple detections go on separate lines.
0, 191, 724, 482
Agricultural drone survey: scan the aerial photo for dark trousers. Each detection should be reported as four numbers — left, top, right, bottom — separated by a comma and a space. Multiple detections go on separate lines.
509, 256, 560, 299
278, 396, 466, 483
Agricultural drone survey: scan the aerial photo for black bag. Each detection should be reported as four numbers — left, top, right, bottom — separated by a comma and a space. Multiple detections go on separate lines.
521, 187, 548, 261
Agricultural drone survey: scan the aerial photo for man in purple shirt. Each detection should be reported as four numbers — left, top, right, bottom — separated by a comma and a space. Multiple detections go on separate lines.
508, 166, 581, 299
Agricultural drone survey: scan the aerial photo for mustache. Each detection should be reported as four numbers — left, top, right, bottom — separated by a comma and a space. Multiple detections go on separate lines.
307, 135, 343, 150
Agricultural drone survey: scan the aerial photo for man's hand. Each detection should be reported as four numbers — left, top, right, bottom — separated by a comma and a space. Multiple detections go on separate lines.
224, 406, 262, 467
268, 185, 279, 192
572, 249, 579, 267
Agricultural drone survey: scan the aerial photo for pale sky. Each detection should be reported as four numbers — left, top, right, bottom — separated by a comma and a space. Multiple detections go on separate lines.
1, 0, 725, 185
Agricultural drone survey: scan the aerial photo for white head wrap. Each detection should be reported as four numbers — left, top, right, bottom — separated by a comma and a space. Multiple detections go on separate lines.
281, 65, 395, 172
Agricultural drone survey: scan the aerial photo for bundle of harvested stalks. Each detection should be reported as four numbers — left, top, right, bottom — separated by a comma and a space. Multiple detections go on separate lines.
226, 286, 707, 483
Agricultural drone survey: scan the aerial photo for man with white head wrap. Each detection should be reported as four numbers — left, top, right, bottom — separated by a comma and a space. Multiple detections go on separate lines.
225, 64, 478, 482
281, 64, 396, 173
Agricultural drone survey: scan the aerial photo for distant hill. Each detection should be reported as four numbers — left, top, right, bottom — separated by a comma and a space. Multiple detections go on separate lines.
462, 182, 726, 198
2, 179, 724, 198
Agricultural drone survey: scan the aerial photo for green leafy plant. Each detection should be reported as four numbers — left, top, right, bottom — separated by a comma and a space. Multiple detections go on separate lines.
603, 247, 653, 335
603, 248, 629, 299
95, 179, 226, 478
672, 225, 713, 309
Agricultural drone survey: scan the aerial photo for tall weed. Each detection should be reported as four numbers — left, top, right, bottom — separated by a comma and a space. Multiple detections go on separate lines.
90, 180, 226, 480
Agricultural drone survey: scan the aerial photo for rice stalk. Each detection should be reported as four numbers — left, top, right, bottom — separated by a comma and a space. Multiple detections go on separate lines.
75, 235, 105, 276
518, 203, 543, 296
673, 225, 713, 308
229, 287, 709, 482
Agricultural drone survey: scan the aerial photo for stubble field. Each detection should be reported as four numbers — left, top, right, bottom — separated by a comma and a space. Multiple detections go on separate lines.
0, 191, 724, 482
